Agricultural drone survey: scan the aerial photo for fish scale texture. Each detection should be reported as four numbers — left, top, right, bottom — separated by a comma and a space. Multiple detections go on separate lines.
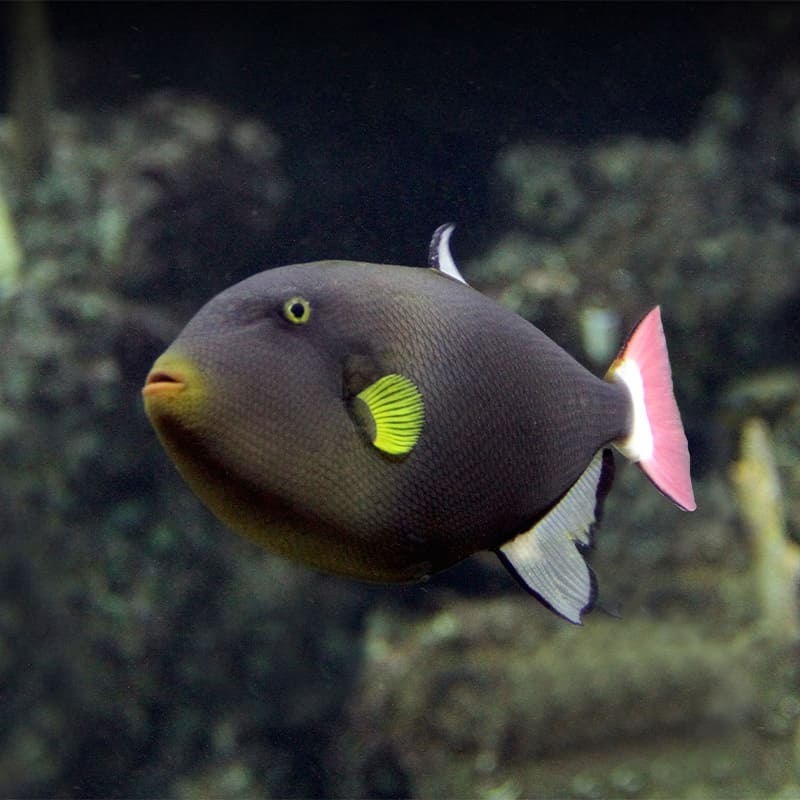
149, 262, 630, 582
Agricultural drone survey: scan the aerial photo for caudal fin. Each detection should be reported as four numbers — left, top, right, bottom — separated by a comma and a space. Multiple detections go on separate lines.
606, 306, 696, 511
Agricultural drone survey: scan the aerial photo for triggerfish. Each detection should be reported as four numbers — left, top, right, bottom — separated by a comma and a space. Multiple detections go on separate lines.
143, 224, 695, 623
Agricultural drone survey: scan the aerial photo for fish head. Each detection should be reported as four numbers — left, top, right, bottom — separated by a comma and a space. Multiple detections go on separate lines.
141, 261, 439, 574
144, 263, 368, 492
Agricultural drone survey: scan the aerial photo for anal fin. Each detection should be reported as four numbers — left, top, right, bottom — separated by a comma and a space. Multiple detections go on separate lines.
497, 449, 613, 624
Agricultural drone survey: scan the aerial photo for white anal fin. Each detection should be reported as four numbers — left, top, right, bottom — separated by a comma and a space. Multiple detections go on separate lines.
428, 223, 468, 284
497, 450, 613, 624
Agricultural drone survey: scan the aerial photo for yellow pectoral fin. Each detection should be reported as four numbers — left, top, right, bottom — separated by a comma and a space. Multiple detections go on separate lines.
353, 373, 425, 456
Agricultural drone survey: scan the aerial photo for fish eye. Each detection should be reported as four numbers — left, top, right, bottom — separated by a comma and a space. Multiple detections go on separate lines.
282, 296, 311, 325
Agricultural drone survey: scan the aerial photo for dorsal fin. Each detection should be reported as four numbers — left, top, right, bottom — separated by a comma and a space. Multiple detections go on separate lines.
497, 449, 614, 624
428, 223, 468, 284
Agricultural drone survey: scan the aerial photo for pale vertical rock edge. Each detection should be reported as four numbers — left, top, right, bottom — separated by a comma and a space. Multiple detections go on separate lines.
732, 417, 800, 640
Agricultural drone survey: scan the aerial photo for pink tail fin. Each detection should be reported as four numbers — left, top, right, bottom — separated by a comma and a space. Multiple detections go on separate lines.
607, 306, 696, 511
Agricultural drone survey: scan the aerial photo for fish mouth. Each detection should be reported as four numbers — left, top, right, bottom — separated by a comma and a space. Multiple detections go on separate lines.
143, 370, 185, 398
142, 360, 189, 399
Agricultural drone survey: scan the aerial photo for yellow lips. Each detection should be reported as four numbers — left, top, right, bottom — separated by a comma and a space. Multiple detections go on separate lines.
142, 354, 206, 420
143, 369, 186, 399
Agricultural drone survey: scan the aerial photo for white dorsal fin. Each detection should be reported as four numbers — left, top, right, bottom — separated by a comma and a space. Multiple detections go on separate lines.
428, 223, 468, 284
498, 450, 612, 624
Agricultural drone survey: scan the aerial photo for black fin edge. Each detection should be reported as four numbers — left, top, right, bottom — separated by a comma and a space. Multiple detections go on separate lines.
428, 222, 455, 269
581, 448, 615, 554
497, 548, 598, 625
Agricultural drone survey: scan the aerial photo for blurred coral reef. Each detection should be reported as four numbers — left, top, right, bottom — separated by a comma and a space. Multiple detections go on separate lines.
2, 5, 800, 799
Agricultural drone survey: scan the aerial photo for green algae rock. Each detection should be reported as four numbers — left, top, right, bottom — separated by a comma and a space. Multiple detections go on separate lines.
0, 191, 21, 300
334, 597, 799, 798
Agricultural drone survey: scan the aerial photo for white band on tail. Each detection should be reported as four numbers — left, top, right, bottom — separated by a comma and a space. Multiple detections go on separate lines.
612, 359, 654, 463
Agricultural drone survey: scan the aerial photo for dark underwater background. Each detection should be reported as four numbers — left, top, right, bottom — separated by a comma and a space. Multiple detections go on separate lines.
2, 2, 800, 797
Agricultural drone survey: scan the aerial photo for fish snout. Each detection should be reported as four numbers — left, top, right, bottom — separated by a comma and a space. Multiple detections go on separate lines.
142, 353, 205, 415
143, 364, 188, 400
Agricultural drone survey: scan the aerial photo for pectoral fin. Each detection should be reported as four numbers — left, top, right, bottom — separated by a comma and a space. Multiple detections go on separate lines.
352, 373, 425, 457
497, 449, 614, 624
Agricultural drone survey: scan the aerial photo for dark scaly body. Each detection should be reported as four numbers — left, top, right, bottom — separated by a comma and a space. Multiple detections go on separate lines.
154, 261, 630, 582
